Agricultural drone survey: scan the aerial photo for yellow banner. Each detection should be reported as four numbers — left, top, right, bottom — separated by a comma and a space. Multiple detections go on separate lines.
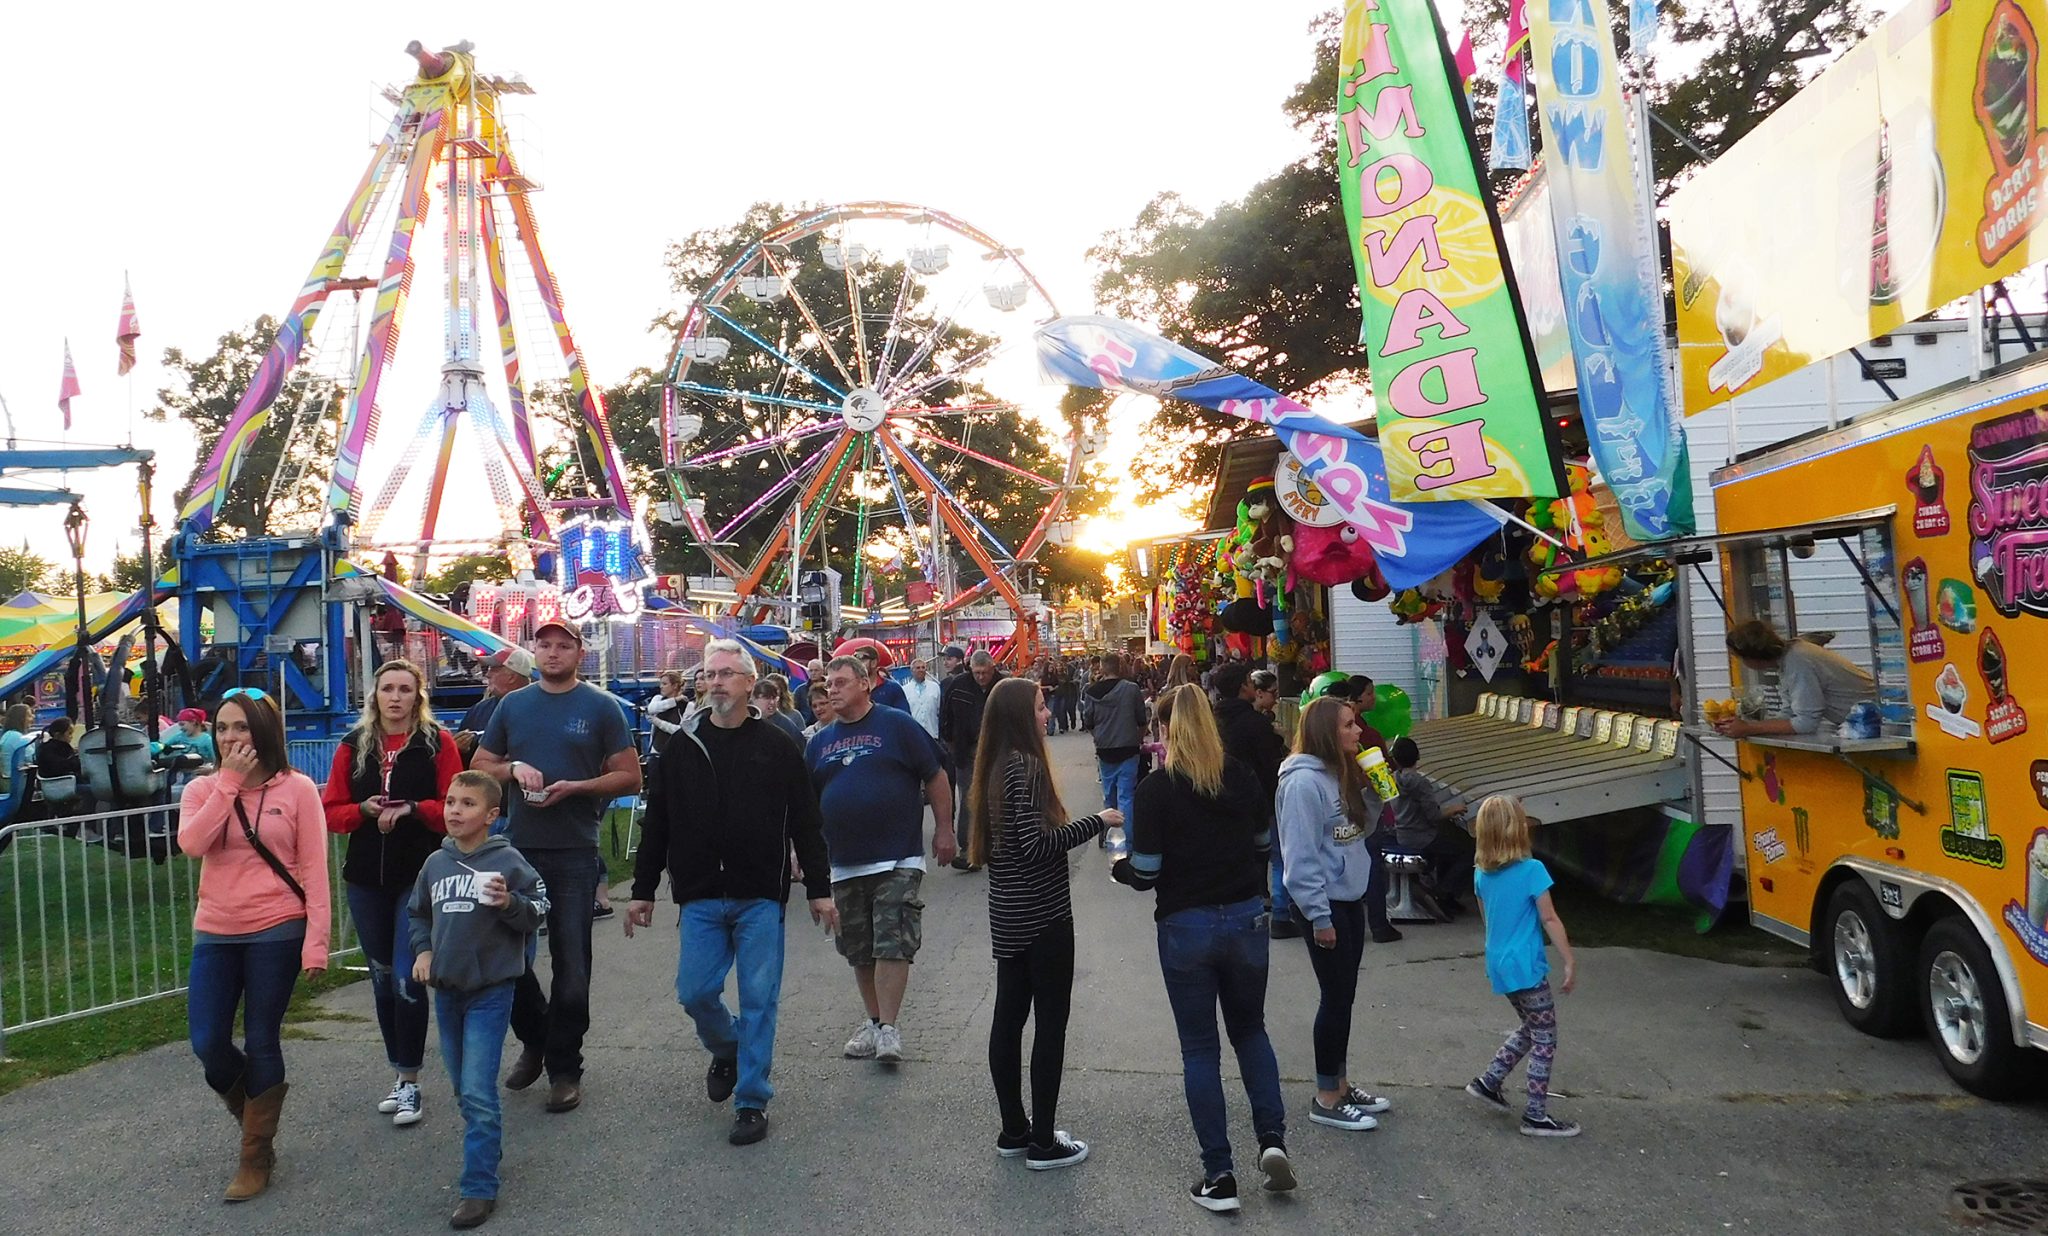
1671, 0, 2048, 414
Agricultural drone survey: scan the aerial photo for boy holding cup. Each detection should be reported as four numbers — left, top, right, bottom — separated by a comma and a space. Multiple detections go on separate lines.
409, 771, 551, 1229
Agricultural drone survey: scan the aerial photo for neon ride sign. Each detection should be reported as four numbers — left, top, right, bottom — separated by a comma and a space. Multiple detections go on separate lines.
1970, 406, 2048, 619
556, 515, 656, 623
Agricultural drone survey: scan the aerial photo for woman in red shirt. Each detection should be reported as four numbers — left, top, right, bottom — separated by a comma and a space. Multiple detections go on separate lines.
177, 689, 329, 1201
321, 660, 463, 1127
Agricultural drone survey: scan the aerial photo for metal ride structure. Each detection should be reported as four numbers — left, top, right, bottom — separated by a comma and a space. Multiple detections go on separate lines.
660, 203, 1086, 663
179, 40, 638, 579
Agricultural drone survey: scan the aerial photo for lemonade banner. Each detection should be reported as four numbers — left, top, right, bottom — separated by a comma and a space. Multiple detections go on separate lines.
1527, 0, 1694, 541
1670, 0, 2048, 415
1035, 315, 1508, 590
1338, 0, 1566, 505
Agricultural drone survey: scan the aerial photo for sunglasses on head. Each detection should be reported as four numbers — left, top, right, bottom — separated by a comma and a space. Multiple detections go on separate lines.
221, 687, 270, 703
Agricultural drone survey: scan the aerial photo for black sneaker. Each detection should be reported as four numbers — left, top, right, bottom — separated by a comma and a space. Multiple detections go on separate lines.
1269, 916, 1303, 940
995, 1130, 1032, 1159
1340, 1085, 1392, 1115
729, 1107, 769, 1145
1371, 926, 1404, 944
706, 1057, 737, 1103
1190, 1172, 1241, 1213
1257, 1141, 1296, 1193
591, 902, 615, 920
1520, 1113, 1581, 1138
1465, 1077, 1510, 1112
1025, 1132, 1089, 1171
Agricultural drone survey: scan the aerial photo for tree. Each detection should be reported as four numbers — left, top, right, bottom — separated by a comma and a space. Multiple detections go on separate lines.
0, 546, 61, 597
102, 544, 173, 593
604, 202, 1084, 608
151, 317, 341, 539
422, 553, 514, 595
1091, 2, 1877, 493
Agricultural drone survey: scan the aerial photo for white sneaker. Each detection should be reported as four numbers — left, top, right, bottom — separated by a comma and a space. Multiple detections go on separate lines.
874, 1023, 904, 1063
844, 1021, 879, 1059
391, 1081, 423, 1127
376, 1077, 407, 1114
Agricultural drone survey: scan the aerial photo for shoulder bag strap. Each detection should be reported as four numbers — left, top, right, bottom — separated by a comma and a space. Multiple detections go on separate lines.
233, 793, 307, 903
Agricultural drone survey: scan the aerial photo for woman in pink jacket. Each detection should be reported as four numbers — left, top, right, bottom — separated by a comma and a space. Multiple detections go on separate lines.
176, 689, 329, 1203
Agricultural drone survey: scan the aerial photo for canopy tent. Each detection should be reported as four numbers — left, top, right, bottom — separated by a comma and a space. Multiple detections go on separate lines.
0, 595, 179, 650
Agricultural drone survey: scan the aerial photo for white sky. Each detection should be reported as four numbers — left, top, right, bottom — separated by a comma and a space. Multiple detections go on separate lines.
0, 0, 1348, 573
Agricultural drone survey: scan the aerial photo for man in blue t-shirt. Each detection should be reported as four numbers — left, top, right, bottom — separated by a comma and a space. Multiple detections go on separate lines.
806, 654, 952, 1066
475, 620, 640, 1114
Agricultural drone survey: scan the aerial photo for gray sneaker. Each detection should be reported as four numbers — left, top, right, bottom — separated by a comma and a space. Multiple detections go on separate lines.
874, 1023, 904, 1063
844, 1021, 879, 1059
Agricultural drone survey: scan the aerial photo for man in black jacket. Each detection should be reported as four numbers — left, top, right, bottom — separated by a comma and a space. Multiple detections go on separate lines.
937, 650, 1002, 868
1211, 661, 1298, 938
625, 639, 834, 1147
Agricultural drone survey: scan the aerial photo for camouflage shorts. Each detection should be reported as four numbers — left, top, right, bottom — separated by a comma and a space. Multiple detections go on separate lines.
831, 868, 925, 967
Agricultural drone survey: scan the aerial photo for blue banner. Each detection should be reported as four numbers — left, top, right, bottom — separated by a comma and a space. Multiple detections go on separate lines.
1035, 316, 1507, 589
1489, 65, 1533, 172
1527, 0, 1694, 540
1629, 0, 1660, 59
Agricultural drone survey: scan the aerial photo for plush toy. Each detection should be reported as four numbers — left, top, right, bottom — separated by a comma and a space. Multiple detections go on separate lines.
1291, 521, 1382, 588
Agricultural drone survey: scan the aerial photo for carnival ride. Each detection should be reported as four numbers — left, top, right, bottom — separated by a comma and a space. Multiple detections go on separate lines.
660, 203, 1092, 662
179, 39, 639, 577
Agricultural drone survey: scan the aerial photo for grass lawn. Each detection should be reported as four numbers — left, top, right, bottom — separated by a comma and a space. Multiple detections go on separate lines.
1, 827, 362, 1098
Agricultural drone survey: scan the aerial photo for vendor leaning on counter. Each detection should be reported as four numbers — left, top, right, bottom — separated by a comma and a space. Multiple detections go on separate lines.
1711, 620, 1876, 739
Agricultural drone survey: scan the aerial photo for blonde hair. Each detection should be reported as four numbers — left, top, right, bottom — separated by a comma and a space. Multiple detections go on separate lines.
351, 659, 440, 781
1473, 795, 1532, 872
1157, 683, 1224, 797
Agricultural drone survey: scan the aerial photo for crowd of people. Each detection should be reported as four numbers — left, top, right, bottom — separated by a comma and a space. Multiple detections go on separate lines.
173, 632, 1579, 1228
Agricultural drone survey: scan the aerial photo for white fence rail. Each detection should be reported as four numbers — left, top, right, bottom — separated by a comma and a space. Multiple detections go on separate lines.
0, 805, 360, 1054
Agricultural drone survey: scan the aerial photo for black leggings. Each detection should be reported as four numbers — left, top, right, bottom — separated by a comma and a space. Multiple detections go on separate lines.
1300, 898, 1367, 1088
989, 917, 1076, 1146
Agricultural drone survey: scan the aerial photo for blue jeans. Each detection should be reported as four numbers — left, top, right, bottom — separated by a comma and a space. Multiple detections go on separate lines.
188, 927, 305, 1097
675, 898, 787, 1111
345, 881, 429, 1072
511, 848, 600, 1081
1270, 847, 1293, 917
1097, 754, 1138, 826
1156, 897, 1287, 1177
435, 981, 515, 1200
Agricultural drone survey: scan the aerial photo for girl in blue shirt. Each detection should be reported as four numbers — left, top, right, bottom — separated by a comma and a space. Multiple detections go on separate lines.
1464, 795, 1581, 1137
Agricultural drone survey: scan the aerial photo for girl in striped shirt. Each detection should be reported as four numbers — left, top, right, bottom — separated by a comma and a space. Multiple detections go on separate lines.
967, 677, 1117, 1171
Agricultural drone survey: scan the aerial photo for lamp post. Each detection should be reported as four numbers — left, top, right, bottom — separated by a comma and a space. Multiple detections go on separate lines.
63, 503, 90, 727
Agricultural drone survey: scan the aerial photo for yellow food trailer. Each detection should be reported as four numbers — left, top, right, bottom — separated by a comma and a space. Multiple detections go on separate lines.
1702, 354, 2048, 1097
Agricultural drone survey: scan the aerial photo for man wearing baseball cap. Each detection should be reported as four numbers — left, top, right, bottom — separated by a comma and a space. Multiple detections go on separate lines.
460, 647, 535, 736
474, 620, 640, 1113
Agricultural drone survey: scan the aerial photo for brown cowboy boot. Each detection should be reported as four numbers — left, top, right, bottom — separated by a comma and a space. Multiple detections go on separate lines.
224, 1082, 288, 1202
220, 1076, 247, 1125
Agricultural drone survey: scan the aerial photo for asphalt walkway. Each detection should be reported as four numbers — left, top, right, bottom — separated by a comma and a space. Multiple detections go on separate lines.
2, 731, 2041, 1235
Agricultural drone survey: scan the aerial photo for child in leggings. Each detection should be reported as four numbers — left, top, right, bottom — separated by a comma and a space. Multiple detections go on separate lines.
1463, 795, 1580, 1137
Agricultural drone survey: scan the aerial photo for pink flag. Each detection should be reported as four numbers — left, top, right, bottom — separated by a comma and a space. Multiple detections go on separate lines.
1503, 0, 1530, 82
117, 275, 141, 376
58, 339, 81, 430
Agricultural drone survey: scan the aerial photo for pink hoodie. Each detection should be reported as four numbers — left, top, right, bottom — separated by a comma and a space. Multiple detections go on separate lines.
178, 767, 331, 970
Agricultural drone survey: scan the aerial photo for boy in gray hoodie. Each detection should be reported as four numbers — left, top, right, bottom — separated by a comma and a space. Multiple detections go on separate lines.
409, 770, 550, 1230
1276, 741, 1390, 1132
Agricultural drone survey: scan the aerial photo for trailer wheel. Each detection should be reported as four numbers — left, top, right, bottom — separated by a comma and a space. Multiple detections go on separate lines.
1917, 919, 2032, 1100
1823, 880, 1915, 1037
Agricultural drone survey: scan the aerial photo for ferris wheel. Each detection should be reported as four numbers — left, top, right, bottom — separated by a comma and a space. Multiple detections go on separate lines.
661, 202, 1090, 640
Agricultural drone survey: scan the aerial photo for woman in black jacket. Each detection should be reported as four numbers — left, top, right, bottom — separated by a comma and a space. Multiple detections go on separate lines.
967, 677, 1115, 1171
319, 660, 462, 1127
1112, 684, 1294, 1213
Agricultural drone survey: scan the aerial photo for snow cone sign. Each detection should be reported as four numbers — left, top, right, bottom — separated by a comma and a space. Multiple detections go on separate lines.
1967, 404, 2048, 619
1336, 0, 1565, 505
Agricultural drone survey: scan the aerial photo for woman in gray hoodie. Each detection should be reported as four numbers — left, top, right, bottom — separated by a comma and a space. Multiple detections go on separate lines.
1276, 697, 1390, 1134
